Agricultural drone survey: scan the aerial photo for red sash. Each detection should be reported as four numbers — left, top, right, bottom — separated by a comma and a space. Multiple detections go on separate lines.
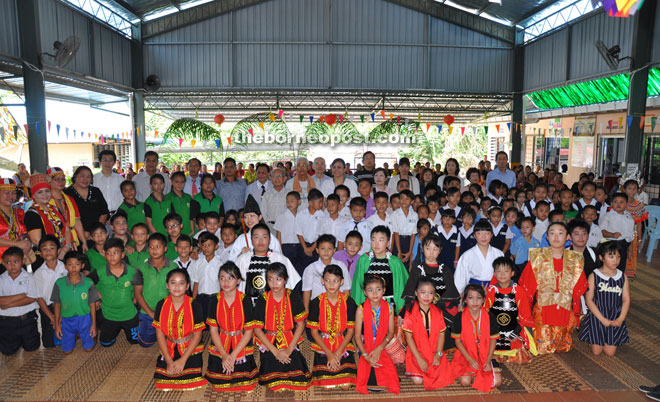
0, 207, 25, 256
213, 291, 255, 359
356, 300, 400, 395
32, 205, 66, 239
451, 308, 494, 393
310, 293, 354, 353
156, 295, 202, 358
262, 290, 301, 349
403, 303, 452, 390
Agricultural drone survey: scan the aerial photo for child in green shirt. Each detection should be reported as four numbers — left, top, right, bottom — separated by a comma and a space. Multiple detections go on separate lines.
145, 173, 172, 236
88, 238, 139, 346
118, 180, 145, 231
52, 251, 99, 353
85, 222, 108, 273
163, 213, 183, 262
133, 233, 177, 347
110, 211, 132, 246
166, 172, 194, 236
127, 223, 150, 268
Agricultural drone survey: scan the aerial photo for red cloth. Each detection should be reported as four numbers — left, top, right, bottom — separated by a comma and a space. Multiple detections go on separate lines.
450, 308, 496, 393
0, 207, 25, 257
356, 300, 400, 395
519, 259, 588, 327
402, 303, 452, 390
485, 283, 534, 351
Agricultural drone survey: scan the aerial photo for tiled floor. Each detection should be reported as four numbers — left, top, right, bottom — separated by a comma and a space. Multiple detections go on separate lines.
0, 253, 658, 401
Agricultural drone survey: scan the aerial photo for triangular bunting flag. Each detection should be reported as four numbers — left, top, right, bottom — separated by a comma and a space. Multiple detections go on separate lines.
215, 139, 221, 148
178, 138, 184, 147
380, 110, 385, 119
496, 124, 500, 132
389, 113, 393, 121
652, 116, 657, 131
484, 126, 489, 134
627, 116, 634, 130
299, 115, 304, 123
461, 127, 465, 135
507, 123, 511, 131
65, 128, 69, 138
426, 123, 430, 132
449, 126, 453, 134
48, 120, 51, 132
259, 122, 265, 131
191, 139, 196, 149
100, 135, 105, 145
278, 110, 284, 119
56, 124, 61, 136
370, 113, 375, 122
339, 115, 344, 123
13, 125, 18, 140
248, 128, 254, 136
309, 116, 314, 124
640, 116, 646, 129
227, 136, 232, 146
437, 124, 442, 132
269, 112, 275, 122
154, 130, 159, 137
360, 115, 365, 123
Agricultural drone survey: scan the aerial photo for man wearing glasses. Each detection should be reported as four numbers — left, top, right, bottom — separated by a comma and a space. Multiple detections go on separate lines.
93, 150, 125, 214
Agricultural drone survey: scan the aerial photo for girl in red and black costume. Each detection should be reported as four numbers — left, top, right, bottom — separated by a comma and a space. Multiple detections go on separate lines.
402, 277, 452, 390
206, 262, 258, 392
307, 264, 357, 389
450, 284, 501, 393
353, 274, 400, 395
254, 262, 311, 391
152, 269, 207, 391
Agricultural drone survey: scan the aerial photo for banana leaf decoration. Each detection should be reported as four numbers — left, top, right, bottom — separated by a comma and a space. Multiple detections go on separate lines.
230, 112, 292, 145
368, 119, 421, 145
305, 119, 361, 143
165, 118, 221, 141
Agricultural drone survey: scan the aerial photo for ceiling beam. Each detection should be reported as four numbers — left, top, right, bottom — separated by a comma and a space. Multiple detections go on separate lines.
383, 0, 514, 43
513, 0, 562, 25
106, 0, 142, 19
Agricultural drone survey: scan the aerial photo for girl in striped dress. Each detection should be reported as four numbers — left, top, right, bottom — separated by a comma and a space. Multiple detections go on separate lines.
579, 241, 630, 356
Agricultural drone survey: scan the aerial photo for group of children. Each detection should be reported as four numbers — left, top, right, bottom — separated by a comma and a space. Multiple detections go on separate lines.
0, 167, 641, 395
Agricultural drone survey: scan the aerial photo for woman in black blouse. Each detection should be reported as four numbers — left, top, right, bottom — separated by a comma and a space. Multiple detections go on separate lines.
63, 166, 109, 240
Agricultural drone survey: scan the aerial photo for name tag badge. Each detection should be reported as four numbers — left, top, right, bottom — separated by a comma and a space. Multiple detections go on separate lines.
450, 239, 457, 243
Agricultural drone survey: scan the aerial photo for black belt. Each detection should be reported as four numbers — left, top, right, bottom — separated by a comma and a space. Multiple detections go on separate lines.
0, 311, 36, 321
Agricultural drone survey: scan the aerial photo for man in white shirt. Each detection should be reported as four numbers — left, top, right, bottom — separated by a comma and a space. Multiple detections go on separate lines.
93, 150, 124, 212
262, 168, 288, 231
245, 163, 272, 209
312, 157, 334, 197
285, 157, 315, 210
183, 157, 202, 196
133, 151, 171, 202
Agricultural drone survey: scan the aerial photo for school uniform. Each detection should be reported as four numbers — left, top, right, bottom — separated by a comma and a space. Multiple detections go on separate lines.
165, 192, 194, 236
28, 260, 67, 348
236, 251, 301, 307
337, 217, 373, 255
573, 198, 603, 224
579, 269, 629, 347
275, 209, 303, 274
189, 255, 224, 319
87, 264, 139, 346
127, 246, 149, 269
367, 212, 394, 241
437, 225, 459, 271
228, 231, 282, 262
333, 249, 362, 279
490, 222, 508, 252
117, 201, 146, 231
510, 236, 541, 274
144, 194, 173, 235
50, 275, 100, 352
0, 270, 40, 355
532, 218, 549, 243
295, 207, 326, 269
302, 258, 352, 301
571, 246, 597, 280
320, 213, 347, 245
339, 205, 352, 220
522, 199, 554, 218
391, 206, 418, 256
458, 226, 476, 257
307, 293, 358, 388
587, 223, 603, 249
454, 245, 504, 293
444, 204, 463, 226
599, 210, 635, 271
488, 194, 503, 207
134, 258, 177, 347
86, 248, 107, 273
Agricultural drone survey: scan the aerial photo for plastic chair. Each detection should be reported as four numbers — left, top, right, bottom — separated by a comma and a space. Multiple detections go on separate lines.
644, 205, 660, 263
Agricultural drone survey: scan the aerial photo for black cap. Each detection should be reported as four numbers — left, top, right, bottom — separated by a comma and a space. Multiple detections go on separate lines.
244, 194, 261, 215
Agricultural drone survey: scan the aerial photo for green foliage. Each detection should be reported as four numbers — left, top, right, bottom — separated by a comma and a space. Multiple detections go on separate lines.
230, 112, 291, 145
305, 120, 362, 143
368, 121, 420, 144
165, 118, 221, 142
399, 126, 488, 168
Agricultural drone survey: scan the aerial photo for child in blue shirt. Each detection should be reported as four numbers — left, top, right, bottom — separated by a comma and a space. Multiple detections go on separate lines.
510, 217, 541, 278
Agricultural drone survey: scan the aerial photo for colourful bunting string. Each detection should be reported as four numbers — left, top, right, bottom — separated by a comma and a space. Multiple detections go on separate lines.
652, 116, 657, 131
299, 115, 304, 123
278, 110, 284, 119
370, 113, 375, 122
627, 115, 634, 129
13, 125, 18, 140
507, 123, 511, 131
178, 138, 184, 147
360, 115, 365, 123
640, 116, 646, 129
461, 127, 465, 135
226, 136, 232, 146
380, 110, 385, 119
248, 128, 254, 136
259, 122, 265, 130
191, 139, 196, 149
214, 139, 221, 148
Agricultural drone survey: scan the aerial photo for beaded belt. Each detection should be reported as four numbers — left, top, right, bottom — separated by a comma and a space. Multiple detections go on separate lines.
221, 329, 244, 336
166, 334, 192, 344
320, 332, 344, 339
266, 330, 291, 337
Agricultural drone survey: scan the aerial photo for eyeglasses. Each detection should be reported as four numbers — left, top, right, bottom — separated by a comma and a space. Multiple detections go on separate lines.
166, 224, 181, 230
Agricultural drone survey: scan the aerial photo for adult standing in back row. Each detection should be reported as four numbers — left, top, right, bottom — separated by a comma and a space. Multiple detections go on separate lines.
133, 151, 171, 202
215, 157, 247, 213
354, 151, 376, 184
93, 150, 124, 214
183, 157, 202, 196
486, 151, 516, 190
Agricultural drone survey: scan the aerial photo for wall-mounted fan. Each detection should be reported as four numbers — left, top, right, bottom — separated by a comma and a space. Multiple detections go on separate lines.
144, 74, 161, 92
41, 36, 80, 68
595, 40, 632, 70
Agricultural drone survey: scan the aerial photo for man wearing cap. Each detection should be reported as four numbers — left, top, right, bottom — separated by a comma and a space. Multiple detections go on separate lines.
93, 150, 124, 214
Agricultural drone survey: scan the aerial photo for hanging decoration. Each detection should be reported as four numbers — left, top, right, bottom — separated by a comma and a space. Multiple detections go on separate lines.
325, 114, 337, 126
178, 138, 184, 147
191, 139, 196, 149
226, 136, 232, 146
443, 115, 454, 125
214, 139, 221, 148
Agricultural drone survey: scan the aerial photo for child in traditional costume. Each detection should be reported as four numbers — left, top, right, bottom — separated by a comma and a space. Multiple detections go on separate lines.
622, 179, 647, 278
307, 264, 357, 389
579, 241, 630, 356
152, 268, 207, 391
403, 234, 460, 350
254, 262, 311, 391
206, 261, 258, 391
485, 257, 536, 364
353, 274, 400, 395
402, 277, 452, 390
451, 284, 501, 393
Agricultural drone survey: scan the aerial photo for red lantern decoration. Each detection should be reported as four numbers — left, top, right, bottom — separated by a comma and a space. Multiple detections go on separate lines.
214, 114, 225, 125
325, 114, 337, 126
443, 115, 454, 125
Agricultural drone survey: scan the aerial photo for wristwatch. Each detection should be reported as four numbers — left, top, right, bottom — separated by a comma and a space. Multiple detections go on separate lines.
436, 351, 443, 357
